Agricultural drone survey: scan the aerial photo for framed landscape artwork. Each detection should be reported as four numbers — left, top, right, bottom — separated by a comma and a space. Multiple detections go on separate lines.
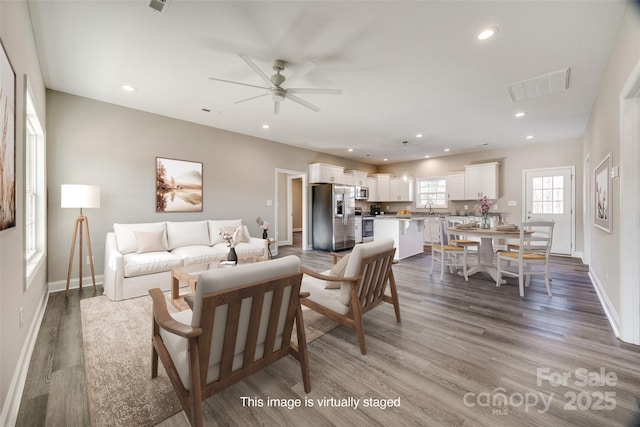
0, 39, 16, 231
594, 153, 611, 233
156, 157, 203, 212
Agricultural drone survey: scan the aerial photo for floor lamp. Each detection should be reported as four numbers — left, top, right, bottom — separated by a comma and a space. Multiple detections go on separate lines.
61, 184, 100, 296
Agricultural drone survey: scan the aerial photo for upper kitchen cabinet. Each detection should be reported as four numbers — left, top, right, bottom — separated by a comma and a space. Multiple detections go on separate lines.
446, 173, 466, 201
390, 177, 415, 201
309, 163, 345, 184
370, 174, 391, 201
464, 162, 499, 199
367, 177, 377, 202
345, 170, 368, 187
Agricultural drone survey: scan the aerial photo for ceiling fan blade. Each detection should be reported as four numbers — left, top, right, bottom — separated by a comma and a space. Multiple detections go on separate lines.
286, 60, 316, 86
274, 101, 280, 115
208, 77, 268, 90
239, 54, 273, 87
287, 88, 342, 95
234, 93, 269, 104
286, 93, 321, 112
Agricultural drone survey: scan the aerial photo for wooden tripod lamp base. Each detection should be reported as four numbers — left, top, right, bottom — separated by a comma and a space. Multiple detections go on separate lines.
61, 185, 100, 297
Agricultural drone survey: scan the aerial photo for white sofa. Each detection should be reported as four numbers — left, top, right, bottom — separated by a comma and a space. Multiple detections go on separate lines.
103, 219, 268, 301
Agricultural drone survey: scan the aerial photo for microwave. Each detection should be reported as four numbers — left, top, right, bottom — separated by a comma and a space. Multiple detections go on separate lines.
355, 186, 369, 200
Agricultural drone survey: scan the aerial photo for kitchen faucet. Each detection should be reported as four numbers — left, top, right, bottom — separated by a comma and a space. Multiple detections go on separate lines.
424, 201, 433, 215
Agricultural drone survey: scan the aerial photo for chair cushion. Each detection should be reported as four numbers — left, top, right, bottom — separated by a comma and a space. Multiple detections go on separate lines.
339, 238, 394, 306
166, 221, 210, 250
300, 275, 350, 315
114, 222, 167, 255
498, 250, 547, 260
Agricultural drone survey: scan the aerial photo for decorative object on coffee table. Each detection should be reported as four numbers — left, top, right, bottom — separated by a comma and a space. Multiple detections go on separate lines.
219, 230, 238, 263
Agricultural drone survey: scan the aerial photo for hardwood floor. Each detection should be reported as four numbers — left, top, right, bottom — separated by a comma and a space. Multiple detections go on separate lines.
16, 247, 640, 426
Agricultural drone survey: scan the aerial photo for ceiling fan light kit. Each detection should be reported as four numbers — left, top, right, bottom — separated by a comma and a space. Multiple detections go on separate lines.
209, 54, 341, 114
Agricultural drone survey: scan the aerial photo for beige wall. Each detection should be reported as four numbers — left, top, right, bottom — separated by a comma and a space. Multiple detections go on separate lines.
0, 0, 48, 420
46, 90, 374, 283
582, 4, 640, 318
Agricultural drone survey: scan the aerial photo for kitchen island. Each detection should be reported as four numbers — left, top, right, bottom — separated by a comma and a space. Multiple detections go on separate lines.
374, 217, 425, 260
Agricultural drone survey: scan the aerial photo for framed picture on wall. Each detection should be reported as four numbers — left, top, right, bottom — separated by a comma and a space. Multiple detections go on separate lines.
0, 38, 16, 231
156, 157, 203, 212
594, 152, 611, 233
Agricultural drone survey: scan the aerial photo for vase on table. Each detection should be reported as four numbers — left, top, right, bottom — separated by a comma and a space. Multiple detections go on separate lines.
480, 215, 491, 229
227, 247, 238, 263
262, 230, 268, 239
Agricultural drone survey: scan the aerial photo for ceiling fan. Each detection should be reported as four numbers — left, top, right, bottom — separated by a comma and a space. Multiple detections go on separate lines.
209, 54, 341, 114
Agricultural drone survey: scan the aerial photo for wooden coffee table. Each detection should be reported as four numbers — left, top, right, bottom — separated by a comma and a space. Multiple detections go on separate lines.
171, 257, 263, 311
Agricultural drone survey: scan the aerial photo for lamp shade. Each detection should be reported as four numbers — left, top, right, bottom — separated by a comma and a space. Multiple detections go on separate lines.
61, 185, 101, 209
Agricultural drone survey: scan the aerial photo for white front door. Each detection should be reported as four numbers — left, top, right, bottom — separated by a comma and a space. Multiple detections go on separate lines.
524, 167, 574, 255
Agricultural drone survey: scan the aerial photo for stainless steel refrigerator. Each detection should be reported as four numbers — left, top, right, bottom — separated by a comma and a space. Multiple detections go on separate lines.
312, 183, 356, 251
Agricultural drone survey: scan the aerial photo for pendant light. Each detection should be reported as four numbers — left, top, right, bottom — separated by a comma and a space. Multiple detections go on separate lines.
401, 141, 409, 182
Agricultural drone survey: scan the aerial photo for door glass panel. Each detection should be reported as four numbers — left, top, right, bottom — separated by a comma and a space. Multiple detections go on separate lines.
533, 174, 564, 214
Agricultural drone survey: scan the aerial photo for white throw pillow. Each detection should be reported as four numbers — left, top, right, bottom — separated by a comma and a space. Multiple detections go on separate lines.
208, 220, 242, 245
326, 254, 350, 289
233, 226, 248, 244
114, 222, 167, 255
166, 221, 209, 250
134, 230, 168, 253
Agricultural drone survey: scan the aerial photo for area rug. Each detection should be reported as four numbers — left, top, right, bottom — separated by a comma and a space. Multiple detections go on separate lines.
81, 293, 339, 427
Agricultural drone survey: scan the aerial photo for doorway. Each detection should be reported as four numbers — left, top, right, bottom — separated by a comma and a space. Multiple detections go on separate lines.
523, 167, 574, 255
275, 169, 308, 250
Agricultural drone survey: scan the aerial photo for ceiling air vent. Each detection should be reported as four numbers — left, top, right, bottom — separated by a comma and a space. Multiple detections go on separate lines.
507, 68, 570, 102
149, 0, 169, 14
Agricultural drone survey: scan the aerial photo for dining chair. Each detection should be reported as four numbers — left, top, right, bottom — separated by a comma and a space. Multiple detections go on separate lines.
446, 217, 479, 258
495, 221, 554, 297
428, 217, 472, 281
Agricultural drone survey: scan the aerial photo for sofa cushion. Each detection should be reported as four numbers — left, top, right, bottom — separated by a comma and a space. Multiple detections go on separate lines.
171, 245, 228, 266
166, 221, 210, 250
114, 222, 167, 255
123, 251, 183, 278
134, 230, 168, 253
209, 220, 242, 245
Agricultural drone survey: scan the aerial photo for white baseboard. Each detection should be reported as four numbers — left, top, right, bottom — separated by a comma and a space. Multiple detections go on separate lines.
48, 274, 104, 293
0, 286, 48, 427
589, 271, 621, 338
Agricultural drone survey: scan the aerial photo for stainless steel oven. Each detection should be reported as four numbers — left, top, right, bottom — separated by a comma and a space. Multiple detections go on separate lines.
362, 216, 374, 242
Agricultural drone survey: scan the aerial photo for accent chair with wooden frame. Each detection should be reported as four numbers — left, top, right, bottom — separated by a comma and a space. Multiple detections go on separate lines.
496, 221, 555, 297
149, 255, 310, 427
300, 238, 400, 355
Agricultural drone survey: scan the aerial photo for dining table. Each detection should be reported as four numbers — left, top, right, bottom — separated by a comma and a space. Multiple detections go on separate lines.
447, 226, 532, 283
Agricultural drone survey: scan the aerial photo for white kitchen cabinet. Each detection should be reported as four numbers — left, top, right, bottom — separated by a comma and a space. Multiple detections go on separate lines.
367, 177, 377, 202
375, 218, 425, 260
446, 173, 466, 201
390, 177, 415, 201
309, 163, 344, 184
372, 174, 391, 201
345, 170, 368, 187
465, 162, 499, 199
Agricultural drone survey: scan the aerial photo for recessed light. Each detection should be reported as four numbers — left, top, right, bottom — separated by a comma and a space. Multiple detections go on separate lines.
477, 27, 499, 40
526, 135, 534, 140
416, 133, 423, 138
121, 84, 136, 92
383, 158, 388, 162
348, 148, 354, 152
424, 155, 430, 158
515, 112, 526, 118
262, 124, 270, 129
444, 148, 450, 152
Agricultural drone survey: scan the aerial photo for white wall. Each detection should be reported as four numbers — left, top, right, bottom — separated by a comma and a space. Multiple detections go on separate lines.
582, 3, 640, 331
0, 0, 48, 421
